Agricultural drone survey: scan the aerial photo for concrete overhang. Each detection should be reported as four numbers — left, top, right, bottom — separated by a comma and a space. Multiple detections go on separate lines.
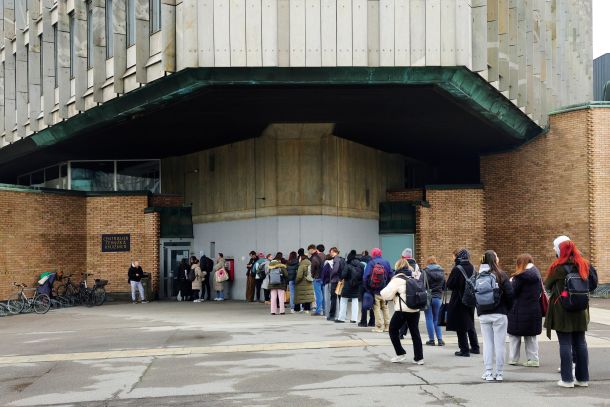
0, 67, 542, 181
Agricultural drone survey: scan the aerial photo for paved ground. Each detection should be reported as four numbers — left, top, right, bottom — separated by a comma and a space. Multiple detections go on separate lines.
1, 300, 610, 407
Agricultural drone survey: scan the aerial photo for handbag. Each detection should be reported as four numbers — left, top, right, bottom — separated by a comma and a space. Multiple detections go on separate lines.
540, 278, 549, 316
437, 288, 449, 327
335, 280, 345, 295
216, 268, 229, 283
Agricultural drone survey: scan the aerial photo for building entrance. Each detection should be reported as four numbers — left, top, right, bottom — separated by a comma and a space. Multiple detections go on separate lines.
159, 239, 193, 299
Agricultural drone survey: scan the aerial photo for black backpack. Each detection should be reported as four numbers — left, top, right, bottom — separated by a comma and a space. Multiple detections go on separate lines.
397, 273, 429, 310
559, 265, 589, 312
457, 266, 477, 308
188, 268, 196, 282
348, 262, 363, 288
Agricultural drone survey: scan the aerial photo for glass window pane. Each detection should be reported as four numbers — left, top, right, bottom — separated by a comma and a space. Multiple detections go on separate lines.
17, 175, 30, 186
31, 170, 45, 187
44, 166, 60, 189
116, 161, 160, 193
70, 161, 115, 191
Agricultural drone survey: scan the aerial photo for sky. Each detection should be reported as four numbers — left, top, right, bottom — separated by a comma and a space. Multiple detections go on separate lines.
594, 0, 610, 58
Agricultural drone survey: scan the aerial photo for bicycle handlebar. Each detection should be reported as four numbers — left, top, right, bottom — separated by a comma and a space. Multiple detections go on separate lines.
13, 282, 26, 288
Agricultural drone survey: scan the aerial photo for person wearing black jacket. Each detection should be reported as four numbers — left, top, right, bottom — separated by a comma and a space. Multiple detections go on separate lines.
246, 251, 258, 302
128, 261, 147, 304
200, 254, 214, 301
446, 248, 480, 357
286, 251, 300, 313
477, 250, 514, 382
177, 258, 192, 301
422, 256, 446, 346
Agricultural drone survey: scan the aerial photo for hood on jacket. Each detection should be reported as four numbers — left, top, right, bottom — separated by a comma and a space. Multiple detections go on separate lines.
269, 260, 286, 269
426, 263, 444, 271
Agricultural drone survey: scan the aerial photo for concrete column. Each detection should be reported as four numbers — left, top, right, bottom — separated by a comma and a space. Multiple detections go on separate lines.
135, 0, 150, 83
27, 0, 42, 132
162, 0, 176, 72
92, 0, 107, 102
113, 0, 127, 94
0, 5, 4, 143
15, 0, 27, 138
57, 0, 70, 118
41, 0, 55, 126
3, 1, 16, 143
74, 0, 88, 111
178, 0, 196, 69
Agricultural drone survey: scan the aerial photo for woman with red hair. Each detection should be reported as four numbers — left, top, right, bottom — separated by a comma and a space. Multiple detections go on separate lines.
544, 236, 598, 388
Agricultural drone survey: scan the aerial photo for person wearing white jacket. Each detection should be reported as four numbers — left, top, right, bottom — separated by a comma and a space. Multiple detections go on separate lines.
380, 258, 424, 365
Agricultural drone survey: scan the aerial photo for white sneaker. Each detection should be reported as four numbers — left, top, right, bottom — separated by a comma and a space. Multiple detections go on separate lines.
482, 371, 494, 381
390, 355, 408, 363
290, 309, 295, 314
495, 373, 503, 382
557, 380, 574, 388
574, 381, 589, 387
508, 360, 519, 366
412, 359, 424, 365
141, 301, 149, 304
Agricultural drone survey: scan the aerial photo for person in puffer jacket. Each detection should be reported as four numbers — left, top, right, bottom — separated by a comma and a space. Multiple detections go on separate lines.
422, 256, 446, 346
381, 258, 424, 365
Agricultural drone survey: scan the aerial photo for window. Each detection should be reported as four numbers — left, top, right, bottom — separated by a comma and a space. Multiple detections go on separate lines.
71, 161, 115, 191
53, 24, 58, 87
127, 0, 135, 46
116, 161, 160, 193
87, 1, 93, 68
106, 0, 113, 59
150, 0, 161, 33
69, 12, 75, 78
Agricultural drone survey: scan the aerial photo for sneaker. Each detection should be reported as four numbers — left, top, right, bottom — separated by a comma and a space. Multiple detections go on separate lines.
372, 328, 384, 333
425, 340, 436, 346
218, 298, 224, 301
271, 313, 276, 315
358, 322, 367, 327
522, 360, 540, 368
508, 360, 519, 366
290, 309, 295, 314
350, 320, 357, 323
304, 311, 310, 314
495, 373, 503, 382
141, 300, 148, 304
482, 371, 494, 381
193, 299, 199, 303
132, 301, 136, 304
574, 381, 589, 387
413, 359, 424, 365
454, 351, 470, 357
367, 322, 376, 327
437, 340, 445, 346
334, 320, 345, 323
390, 354, 408, 363
470, 348, 481, 355
383, 327, 390, 332
557, 380, 574, 388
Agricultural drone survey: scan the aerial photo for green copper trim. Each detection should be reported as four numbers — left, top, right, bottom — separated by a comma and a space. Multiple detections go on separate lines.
548, 101, 610, 116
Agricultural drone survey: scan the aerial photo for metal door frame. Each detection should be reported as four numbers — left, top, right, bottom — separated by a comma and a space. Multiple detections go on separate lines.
159, 238, 193, 299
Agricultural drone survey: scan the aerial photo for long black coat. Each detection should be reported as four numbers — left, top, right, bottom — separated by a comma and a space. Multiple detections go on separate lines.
340, 259, 363, 299
445, 262, 475, 332
508, 266, 543, 336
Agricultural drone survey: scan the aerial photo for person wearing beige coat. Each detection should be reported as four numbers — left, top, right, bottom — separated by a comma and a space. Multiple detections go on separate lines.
380, 258, 424, 365
214, 254, 227, 301
190, 256, 204, 302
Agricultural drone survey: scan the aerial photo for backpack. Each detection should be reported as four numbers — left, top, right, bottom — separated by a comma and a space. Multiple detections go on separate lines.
269, 268, 283, 285
369, 262, 387, 291
457, 265, 477, 308
558, 265, 589, 312
305, 264, 314, 282
256, 262, 267, 279
473, 270, 501, 312
349, 263, 363, 288
188, 268, 196, 282
397, 274, 428, 310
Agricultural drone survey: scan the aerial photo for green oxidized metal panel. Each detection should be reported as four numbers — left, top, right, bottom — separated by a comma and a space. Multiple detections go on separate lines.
379, 202, 416, 234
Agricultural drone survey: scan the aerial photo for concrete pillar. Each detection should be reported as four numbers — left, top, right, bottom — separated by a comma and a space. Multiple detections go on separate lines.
27, 0, 42, 131
15, 0, 27, 138
92, 0, 107, 102
57, 0, 70, 118
162, 0, 176, 72
3, 0, 16, 143
41, 0, 55, 126
74, 0, 88, 111
135, 0, 149, 83
113, 0, 127, 94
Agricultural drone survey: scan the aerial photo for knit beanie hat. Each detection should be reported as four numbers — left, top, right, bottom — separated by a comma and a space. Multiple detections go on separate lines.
401, 248, 413, 259
297, 248, 305, 257
553, 235, 571, 257
371, 248, 382, 258
455, 248, 470, 263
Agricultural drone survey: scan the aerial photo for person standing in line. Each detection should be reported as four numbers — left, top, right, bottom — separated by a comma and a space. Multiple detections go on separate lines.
294, 251, 314, 313
245, 251, 258, 302
267, 258, 288, 315
178, 258, 192, 301
213, 253, 227, 301
363, 248, 393, 333
327, 247, 345, 321
446, 248, 480, 357
381, 258, 424, 365
545, 236, 598, 388
357, 254, 375, 328
190, 256, 204, 302
477, 251, 514, 382
128, 261, 147, 304
308, 244, 325, 316
286, 251, 300, 313
422, 256, 446, 346
336, 250, 363, 323
253, 252, 266, 303
401, 248, 420, 275
507, 254, 543, 367
200, 253, 214, 301
261, 253, 273, 304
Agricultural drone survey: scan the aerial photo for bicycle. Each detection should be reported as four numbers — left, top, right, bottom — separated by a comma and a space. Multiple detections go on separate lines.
78, 272, 108, 307
54, 273, 80, 304
8, 282, 51, 314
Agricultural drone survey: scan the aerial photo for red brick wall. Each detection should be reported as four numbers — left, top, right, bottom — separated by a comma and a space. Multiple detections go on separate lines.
481, 108, 595, 280
0, 190, 160, 299
416, 188, 486, 272
149, 194, 184, 207
0, 190, 86, 300
387, 189, 425, 202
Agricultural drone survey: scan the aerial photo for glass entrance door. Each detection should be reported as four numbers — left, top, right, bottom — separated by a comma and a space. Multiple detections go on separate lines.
161, 246, 191, 299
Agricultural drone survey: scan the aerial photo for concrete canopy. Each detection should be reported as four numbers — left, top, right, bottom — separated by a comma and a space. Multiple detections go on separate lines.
0, 67, 542, 182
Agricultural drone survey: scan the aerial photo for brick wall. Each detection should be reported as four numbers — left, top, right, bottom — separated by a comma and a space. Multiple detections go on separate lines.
0, 189, 161, 299
149, 194, 184, 207
481, 108, 597, 280
387, 189, 425, 202
416, 188, 486, 272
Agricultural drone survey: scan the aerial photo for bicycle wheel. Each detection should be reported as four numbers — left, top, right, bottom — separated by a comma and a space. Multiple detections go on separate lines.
94, 288, 106, 306
33, 294, 51, 314
65, 284, 78, 297
0, 303, 8, 316
7, 297, 25, 314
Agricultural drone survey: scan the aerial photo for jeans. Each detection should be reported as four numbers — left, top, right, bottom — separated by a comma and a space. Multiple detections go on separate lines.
508, 334, 539, 362
289, 281, 295, 310
215, 290, 224, 300
389, 311, 423, 360
557, 331, 589, 382
373, 294, 390, 330
130, 281, 144, 302
313, 279, 324, 315
479, 313, 508, 374
424, 297, 443, 341
270, 289, 286, 314
338, 297, 359, 322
